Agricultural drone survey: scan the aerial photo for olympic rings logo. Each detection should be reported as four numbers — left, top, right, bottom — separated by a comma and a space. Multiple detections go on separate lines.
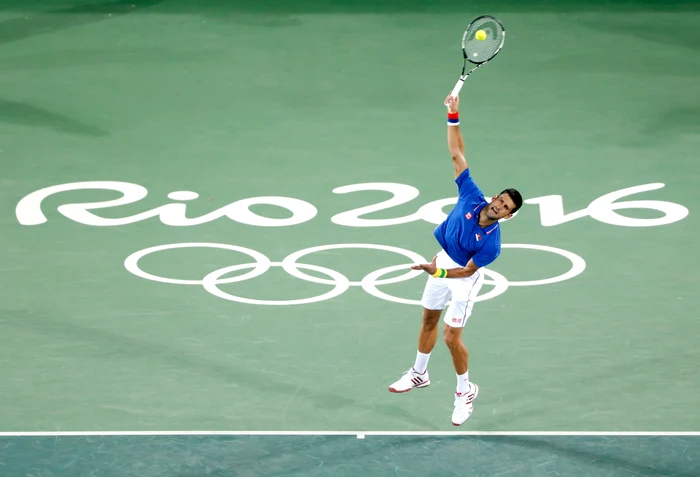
123, 242, 587, 306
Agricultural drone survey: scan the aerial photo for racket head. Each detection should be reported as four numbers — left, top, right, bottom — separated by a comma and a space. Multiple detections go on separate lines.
461, 15, 505, 64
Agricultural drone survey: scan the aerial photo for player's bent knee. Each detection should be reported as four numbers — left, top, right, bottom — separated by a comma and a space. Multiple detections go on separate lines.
443, 324, 464, 348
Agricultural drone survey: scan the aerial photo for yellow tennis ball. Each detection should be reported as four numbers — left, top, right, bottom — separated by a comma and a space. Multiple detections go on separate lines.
475, 30, 486, 41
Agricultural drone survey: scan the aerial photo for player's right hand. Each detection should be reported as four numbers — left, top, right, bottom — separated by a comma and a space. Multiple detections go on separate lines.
445, 94, 459, 113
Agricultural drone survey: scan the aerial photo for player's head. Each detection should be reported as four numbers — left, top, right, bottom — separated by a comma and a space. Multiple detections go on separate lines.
486, 188, 523, 221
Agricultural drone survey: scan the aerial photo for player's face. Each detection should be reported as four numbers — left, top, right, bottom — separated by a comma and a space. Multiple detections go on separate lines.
486, 193, 517, 220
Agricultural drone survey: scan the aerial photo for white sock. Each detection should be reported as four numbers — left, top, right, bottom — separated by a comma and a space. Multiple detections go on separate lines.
413, 351, 431, 374
457, 371, 469, 394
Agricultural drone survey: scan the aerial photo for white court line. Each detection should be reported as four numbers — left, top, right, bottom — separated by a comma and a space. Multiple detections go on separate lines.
0, 431, 699, 437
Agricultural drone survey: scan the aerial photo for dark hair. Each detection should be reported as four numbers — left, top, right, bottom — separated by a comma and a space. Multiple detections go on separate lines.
500, 188, 523, 214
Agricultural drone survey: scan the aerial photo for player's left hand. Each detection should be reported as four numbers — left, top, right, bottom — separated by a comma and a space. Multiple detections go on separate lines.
411, 255, 438, 275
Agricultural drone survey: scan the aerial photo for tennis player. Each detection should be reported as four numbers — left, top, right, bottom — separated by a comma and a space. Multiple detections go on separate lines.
388, 93, 523, 426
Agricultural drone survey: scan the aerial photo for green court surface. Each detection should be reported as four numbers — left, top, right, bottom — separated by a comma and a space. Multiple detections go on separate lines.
1, 0, 699, 475
1, 434, 699, 477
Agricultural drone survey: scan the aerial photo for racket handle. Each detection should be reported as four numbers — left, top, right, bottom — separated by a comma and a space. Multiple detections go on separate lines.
447, 78, 464, 104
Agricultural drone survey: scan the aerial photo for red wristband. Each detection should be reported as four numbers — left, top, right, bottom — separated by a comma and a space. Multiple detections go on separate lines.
447, 111, 459, 125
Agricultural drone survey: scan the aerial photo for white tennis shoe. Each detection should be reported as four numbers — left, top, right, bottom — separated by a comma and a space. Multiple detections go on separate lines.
388, 368, 430, 393
451, 382, 479, 426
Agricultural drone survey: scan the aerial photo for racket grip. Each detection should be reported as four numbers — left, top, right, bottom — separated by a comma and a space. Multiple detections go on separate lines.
447, 78, 464, 103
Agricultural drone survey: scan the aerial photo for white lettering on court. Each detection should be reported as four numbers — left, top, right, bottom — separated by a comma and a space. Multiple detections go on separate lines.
15, 181, 689, 228
524, 183, 689, 227
15, 181, 317, 227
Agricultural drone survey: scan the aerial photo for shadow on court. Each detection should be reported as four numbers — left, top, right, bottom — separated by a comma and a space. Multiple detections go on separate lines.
0, 99, 108, 136
0, 0, 164, 48
478, 435, 700, 477
1, 0, 698, 20
1, 309, 442, 431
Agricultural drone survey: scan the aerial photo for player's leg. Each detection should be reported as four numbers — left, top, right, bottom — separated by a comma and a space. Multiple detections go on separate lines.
417, 307, 441, 367
444, 323, 468, 378
442, 271, 484, 425
388, 256, 452, 393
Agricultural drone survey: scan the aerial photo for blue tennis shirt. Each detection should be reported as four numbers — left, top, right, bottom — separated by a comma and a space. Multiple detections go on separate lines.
433, 168, 501, 268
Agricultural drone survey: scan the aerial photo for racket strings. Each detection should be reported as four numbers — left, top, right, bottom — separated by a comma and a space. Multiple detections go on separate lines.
463, 18, 504, 63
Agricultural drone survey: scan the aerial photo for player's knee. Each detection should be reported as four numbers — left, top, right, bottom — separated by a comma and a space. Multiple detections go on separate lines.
443, 325, 464, 349
421, 308, 442, 329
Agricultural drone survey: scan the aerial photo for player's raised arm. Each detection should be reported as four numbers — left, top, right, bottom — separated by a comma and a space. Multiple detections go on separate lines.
445, 94, 467, 179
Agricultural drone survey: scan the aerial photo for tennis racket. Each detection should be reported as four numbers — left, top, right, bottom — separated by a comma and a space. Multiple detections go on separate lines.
447, 15, 505, 102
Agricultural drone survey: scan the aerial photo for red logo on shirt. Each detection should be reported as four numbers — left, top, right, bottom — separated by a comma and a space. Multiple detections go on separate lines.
465, 212, 472, 220
475, 233, 481, 241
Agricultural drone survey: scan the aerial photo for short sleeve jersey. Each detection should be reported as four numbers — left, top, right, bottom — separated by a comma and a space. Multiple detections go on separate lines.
432, 168, 501, 268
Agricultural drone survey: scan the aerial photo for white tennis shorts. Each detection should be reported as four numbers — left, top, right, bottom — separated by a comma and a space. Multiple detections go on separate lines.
420, 249, 485, 328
